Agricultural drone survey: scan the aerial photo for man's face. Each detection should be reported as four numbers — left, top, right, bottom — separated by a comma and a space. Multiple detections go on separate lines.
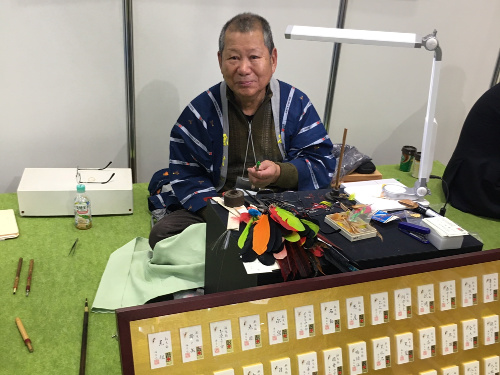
218, 28, 277, 107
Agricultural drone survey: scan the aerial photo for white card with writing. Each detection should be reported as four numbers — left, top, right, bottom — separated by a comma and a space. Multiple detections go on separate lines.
242, 363, 263, 375
297, 352, 318, 375
394, 287, 412, 320
267, 310, 289, 344
346, 296, 365, 329
439, 280, 456, 311
418, 327, 436, 359
179, 325, 203, 363
321, 300, 341, 334
348, 341, 367, 375
442, 365, 459, 375
417, 284, 435, 315
483, 273, 498, 303
396, 332, 414, 364
295, 305, 315, 339
484, 356, 500, 375
210, 319, 233, 356
214, 370, 235, 375
483, 314, 499, 345
371, 292, 389, 325
372, 336, 391, 370
271, 357, 291, 375
239, 314, 262, 351
148, 330, 173, 369
323, 347, 343, 375
461, 276, 478, 307
439, 280, 457, 311
440, 324, 458, 355
463, 360, 479, 375
462, 318, 478, 350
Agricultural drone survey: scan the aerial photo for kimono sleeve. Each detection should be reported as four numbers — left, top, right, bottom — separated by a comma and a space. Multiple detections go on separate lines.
281, 88, 336, 190
169, 107, 217, 212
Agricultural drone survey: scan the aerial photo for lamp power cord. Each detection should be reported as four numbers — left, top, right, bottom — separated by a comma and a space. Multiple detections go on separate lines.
429, 174, 449, 216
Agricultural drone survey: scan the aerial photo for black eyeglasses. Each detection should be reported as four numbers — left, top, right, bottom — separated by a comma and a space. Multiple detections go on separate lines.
76, 161, 115, 184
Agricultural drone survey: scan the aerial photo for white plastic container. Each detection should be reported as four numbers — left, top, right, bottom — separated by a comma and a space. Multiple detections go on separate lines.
421, 217, 466, 250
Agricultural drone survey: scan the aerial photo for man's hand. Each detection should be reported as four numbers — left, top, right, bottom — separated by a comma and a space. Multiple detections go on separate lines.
247, 160, 280, 188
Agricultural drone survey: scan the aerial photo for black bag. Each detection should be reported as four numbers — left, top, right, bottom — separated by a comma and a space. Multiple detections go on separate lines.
442, 83, 500, 219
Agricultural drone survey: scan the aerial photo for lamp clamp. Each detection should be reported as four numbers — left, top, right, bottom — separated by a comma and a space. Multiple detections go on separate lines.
381, 179, 431, 201
422, 30, 439, 52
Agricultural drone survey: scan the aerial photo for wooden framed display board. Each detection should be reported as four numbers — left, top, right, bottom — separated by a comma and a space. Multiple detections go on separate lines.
116, 249, 500, 375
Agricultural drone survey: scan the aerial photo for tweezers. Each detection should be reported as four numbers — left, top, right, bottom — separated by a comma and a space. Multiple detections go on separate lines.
243, 189, 267, 210
69, 238, 79, 256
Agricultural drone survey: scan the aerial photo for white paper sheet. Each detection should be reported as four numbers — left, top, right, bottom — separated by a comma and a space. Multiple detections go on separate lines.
341, 178, 429, 212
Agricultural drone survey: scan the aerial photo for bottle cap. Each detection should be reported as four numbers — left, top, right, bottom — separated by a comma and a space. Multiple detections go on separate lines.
401, 145, 417, 155
77, 184, 86, 193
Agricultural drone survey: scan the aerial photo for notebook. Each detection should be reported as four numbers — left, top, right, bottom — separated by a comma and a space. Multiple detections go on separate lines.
0, 209, 19, 240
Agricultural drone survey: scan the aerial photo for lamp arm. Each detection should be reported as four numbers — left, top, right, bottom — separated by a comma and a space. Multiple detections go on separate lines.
284, 25, 442, 200
413, 46, 442, 198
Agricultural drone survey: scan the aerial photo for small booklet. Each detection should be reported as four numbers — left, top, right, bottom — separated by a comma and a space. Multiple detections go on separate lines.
0, 209, 19, 240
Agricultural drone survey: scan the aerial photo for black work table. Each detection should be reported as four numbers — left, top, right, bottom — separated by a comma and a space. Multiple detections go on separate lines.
317, 210, 482, 269
276, 188, 482, 268
204, 188, 483, 294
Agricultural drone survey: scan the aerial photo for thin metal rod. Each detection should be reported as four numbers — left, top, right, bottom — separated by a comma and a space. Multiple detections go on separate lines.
123, 0, 137, 182
334, 128, 348, 190
490, 48, 500, 88
79, 299, 89, 375
323, 0, 349, 132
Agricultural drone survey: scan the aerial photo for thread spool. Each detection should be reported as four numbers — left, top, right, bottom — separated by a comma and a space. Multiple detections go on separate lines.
224, 189, 245, 207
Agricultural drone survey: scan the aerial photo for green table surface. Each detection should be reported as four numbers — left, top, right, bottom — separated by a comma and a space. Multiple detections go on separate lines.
0, 162, 498, 375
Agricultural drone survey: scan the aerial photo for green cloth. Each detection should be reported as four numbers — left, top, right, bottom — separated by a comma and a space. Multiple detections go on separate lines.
92, 223, 206, 313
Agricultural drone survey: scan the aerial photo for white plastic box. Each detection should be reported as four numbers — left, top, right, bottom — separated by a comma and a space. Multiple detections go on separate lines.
17, 168, 133, 216
421, 216, 466, 250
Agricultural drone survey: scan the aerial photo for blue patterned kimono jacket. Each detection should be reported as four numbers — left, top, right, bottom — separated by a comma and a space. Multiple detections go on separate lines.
167, 78, 336, 213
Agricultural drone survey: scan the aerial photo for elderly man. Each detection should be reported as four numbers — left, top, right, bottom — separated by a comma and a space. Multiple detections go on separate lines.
149, 12, 336, 248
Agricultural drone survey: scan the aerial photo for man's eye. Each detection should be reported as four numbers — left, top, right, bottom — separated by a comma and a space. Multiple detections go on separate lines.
250, 55, 260, 60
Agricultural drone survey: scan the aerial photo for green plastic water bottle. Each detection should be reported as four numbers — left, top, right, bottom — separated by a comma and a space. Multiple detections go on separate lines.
74, 184, 92, 230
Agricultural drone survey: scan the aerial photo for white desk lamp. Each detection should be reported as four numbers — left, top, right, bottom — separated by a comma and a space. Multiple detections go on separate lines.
285, 25, 442, 200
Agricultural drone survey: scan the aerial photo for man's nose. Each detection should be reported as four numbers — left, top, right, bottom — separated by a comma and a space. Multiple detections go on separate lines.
237, 58, 251, 74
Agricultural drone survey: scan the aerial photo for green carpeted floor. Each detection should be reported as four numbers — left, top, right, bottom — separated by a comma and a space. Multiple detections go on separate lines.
0, 162, 498, 375
0, 184, 151, 375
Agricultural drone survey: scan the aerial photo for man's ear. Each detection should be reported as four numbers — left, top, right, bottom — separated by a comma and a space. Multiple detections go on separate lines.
271, 48, 278, 74
217, 51, 222, 69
